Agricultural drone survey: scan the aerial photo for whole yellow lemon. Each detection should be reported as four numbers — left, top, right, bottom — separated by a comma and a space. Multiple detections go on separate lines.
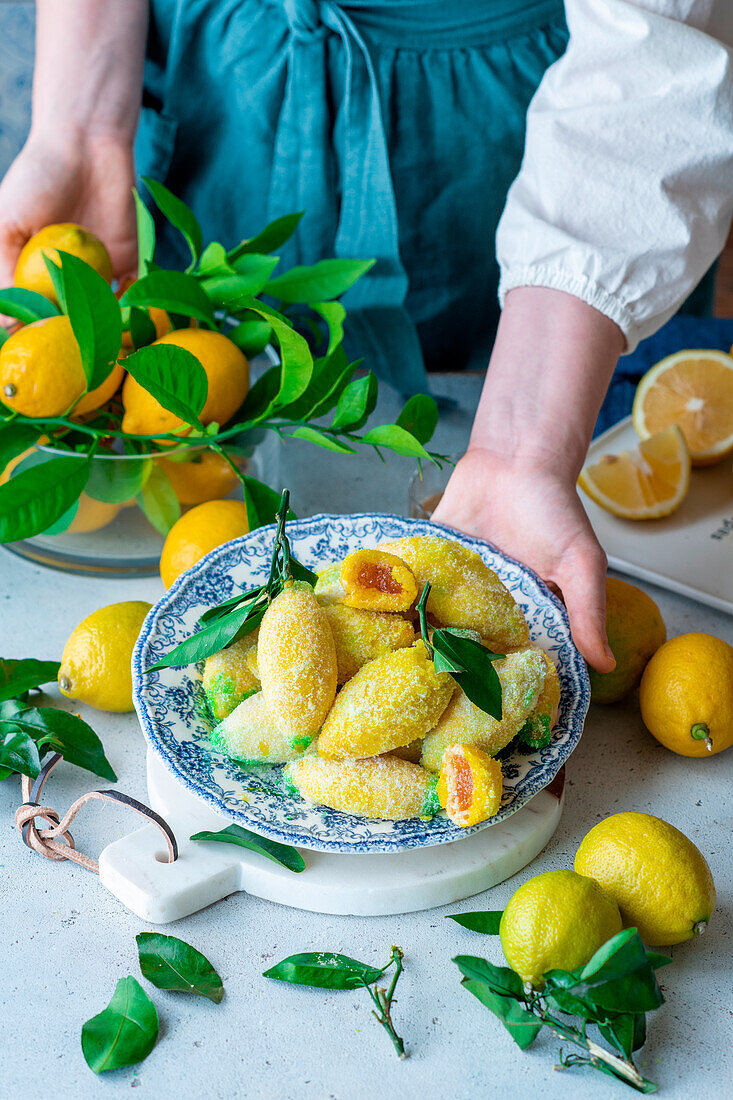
639, 633, 733, 756
158, 449, 239, 505
14, 223, 113, 305
0, 316, 122, 418
121, 329, 249, 437
159, 499, 249, 589
499, 869, 622, 986
589, 577, 666, 704
575, 811, 716, 946
58, 600, 152, 712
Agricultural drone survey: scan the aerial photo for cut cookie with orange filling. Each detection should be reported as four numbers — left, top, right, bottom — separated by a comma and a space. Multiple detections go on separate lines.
339, 548, 418, 613
437, 744, 503, 827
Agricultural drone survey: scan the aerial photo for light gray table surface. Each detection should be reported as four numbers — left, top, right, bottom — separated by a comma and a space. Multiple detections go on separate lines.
1, 376, 731, 1100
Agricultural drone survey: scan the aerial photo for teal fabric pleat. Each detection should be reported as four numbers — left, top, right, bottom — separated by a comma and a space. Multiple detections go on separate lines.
139, 0, 568, 392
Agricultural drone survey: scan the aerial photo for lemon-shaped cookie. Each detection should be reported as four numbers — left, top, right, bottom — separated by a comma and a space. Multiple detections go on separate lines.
499, 869, 622, 986
575, 812, 716, 945
58, 601, 152, 712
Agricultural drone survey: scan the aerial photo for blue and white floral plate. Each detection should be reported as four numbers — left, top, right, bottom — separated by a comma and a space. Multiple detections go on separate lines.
132, 514, 590, 854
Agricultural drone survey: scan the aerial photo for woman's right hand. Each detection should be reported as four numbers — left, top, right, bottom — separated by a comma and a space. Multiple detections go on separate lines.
0, 130, 138, 295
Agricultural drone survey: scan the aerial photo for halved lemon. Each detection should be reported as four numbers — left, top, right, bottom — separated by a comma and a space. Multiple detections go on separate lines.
578, 425, 690, 520
632, 349, 733, 466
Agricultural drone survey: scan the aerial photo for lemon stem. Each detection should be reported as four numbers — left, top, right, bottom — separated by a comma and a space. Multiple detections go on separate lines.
690, 723, 713, 752
693, 920, 708, 936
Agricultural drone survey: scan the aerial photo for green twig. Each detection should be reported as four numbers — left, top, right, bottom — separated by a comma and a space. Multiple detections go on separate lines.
362, 947, 406, 1059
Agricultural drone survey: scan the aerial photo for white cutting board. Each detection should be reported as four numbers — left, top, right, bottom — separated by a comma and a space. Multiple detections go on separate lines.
96, 750, 565, 924
581, 417, 733, 614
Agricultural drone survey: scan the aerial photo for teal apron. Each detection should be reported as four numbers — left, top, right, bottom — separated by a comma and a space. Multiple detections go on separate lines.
137, 1, 570, 393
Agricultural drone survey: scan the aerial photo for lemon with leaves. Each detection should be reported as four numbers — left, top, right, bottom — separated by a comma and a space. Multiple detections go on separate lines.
159, 499, 249, 588
121, 329, 249, 437
14, 223, 113, 305
0, 315, 123, 418
640, 632, 733, 756
499, 869, 622, 986
58, 601, 152, 712
575, 812, 716, 946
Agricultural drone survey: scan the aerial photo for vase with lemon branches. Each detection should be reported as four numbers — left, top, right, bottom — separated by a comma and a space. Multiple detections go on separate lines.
0, 180, 443, 573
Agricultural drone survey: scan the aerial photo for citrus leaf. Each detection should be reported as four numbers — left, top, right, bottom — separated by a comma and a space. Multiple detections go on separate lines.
143, 177, 202, 268
278, 346, 355, 422
0, 454, 91, 542
598, 1012, 646, 1058
56, 251, 123, 391
123, 344, 208, 428
42, 254, 66, 308
197, 242, 230, 276
227, 212, 304, 261
136, 933, 224, 1003
190, 823, 304, 873
136, 463, 181, 536
453, 955, 524, 998
396, 393, 439, 445
241, 474, 284, 531
266, 313, 313, 406
197, 585, 263, 625
0, 422, 40, 473
120, 271, 215, 326
146, 600, 260, 671
447, 911, 503, 934
461, 979, 541, 1050
267, 258, 374, 303
13, 706, 116, 781
264, 952, 384, 989
133, 188, 156, 273
0, 726, 41, 779
330, 372, 377, 432
128, 307, 158, 350
0, 287, 59, 323
0, 658, 60, 702
0, 326, 9, 348
432, 629, 504, 720
310, 300, 345, 356
289, 427, 356, 454
360, 424, 432, 459
81, 976, 158, 1074
200, 255, 279, 307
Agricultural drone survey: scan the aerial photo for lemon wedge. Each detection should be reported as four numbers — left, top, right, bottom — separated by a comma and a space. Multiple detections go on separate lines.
579, 425, 690, 519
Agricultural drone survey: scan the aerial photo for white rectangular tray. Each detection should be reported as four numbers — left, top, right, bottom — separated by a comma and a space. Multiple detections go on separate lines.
580, 417, 733, 614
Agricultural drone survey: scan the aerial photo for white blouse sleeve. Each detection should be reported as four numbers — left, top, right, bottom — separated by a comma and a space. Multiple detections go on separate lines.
496, 0, 733, 353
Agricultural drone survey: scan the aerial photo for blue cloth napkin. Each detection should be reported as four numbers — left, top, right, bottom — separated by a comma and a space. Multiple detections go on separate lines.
594, 315, 733, 437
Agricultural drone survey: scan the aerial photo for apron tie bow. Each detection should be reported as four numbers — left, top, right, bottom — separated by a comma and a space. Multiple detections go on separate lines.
283, 0, 328, 40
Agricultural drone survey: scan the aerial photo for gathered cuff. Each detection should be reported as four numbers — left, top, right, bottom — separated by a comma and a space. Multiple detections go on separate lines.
498, 265, 644, 354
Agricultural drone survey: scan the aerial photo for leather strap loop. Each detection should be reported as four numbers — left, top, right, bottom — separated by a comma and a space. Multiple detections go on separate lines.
15, 753, 178, 874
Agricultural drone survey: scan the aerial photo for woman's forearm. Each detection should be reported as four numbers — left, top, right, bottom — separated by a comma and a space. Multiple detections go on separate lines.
470, 287, 625, 478
32, 0, 148, 143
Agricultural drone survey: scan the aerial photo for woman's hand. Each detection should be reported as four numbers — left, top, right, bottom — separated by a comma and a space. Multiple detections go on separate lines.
436, 286, 626, 672
433, 447, 615, 671
0, 132, 138, 292
0, 0, 149, 301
